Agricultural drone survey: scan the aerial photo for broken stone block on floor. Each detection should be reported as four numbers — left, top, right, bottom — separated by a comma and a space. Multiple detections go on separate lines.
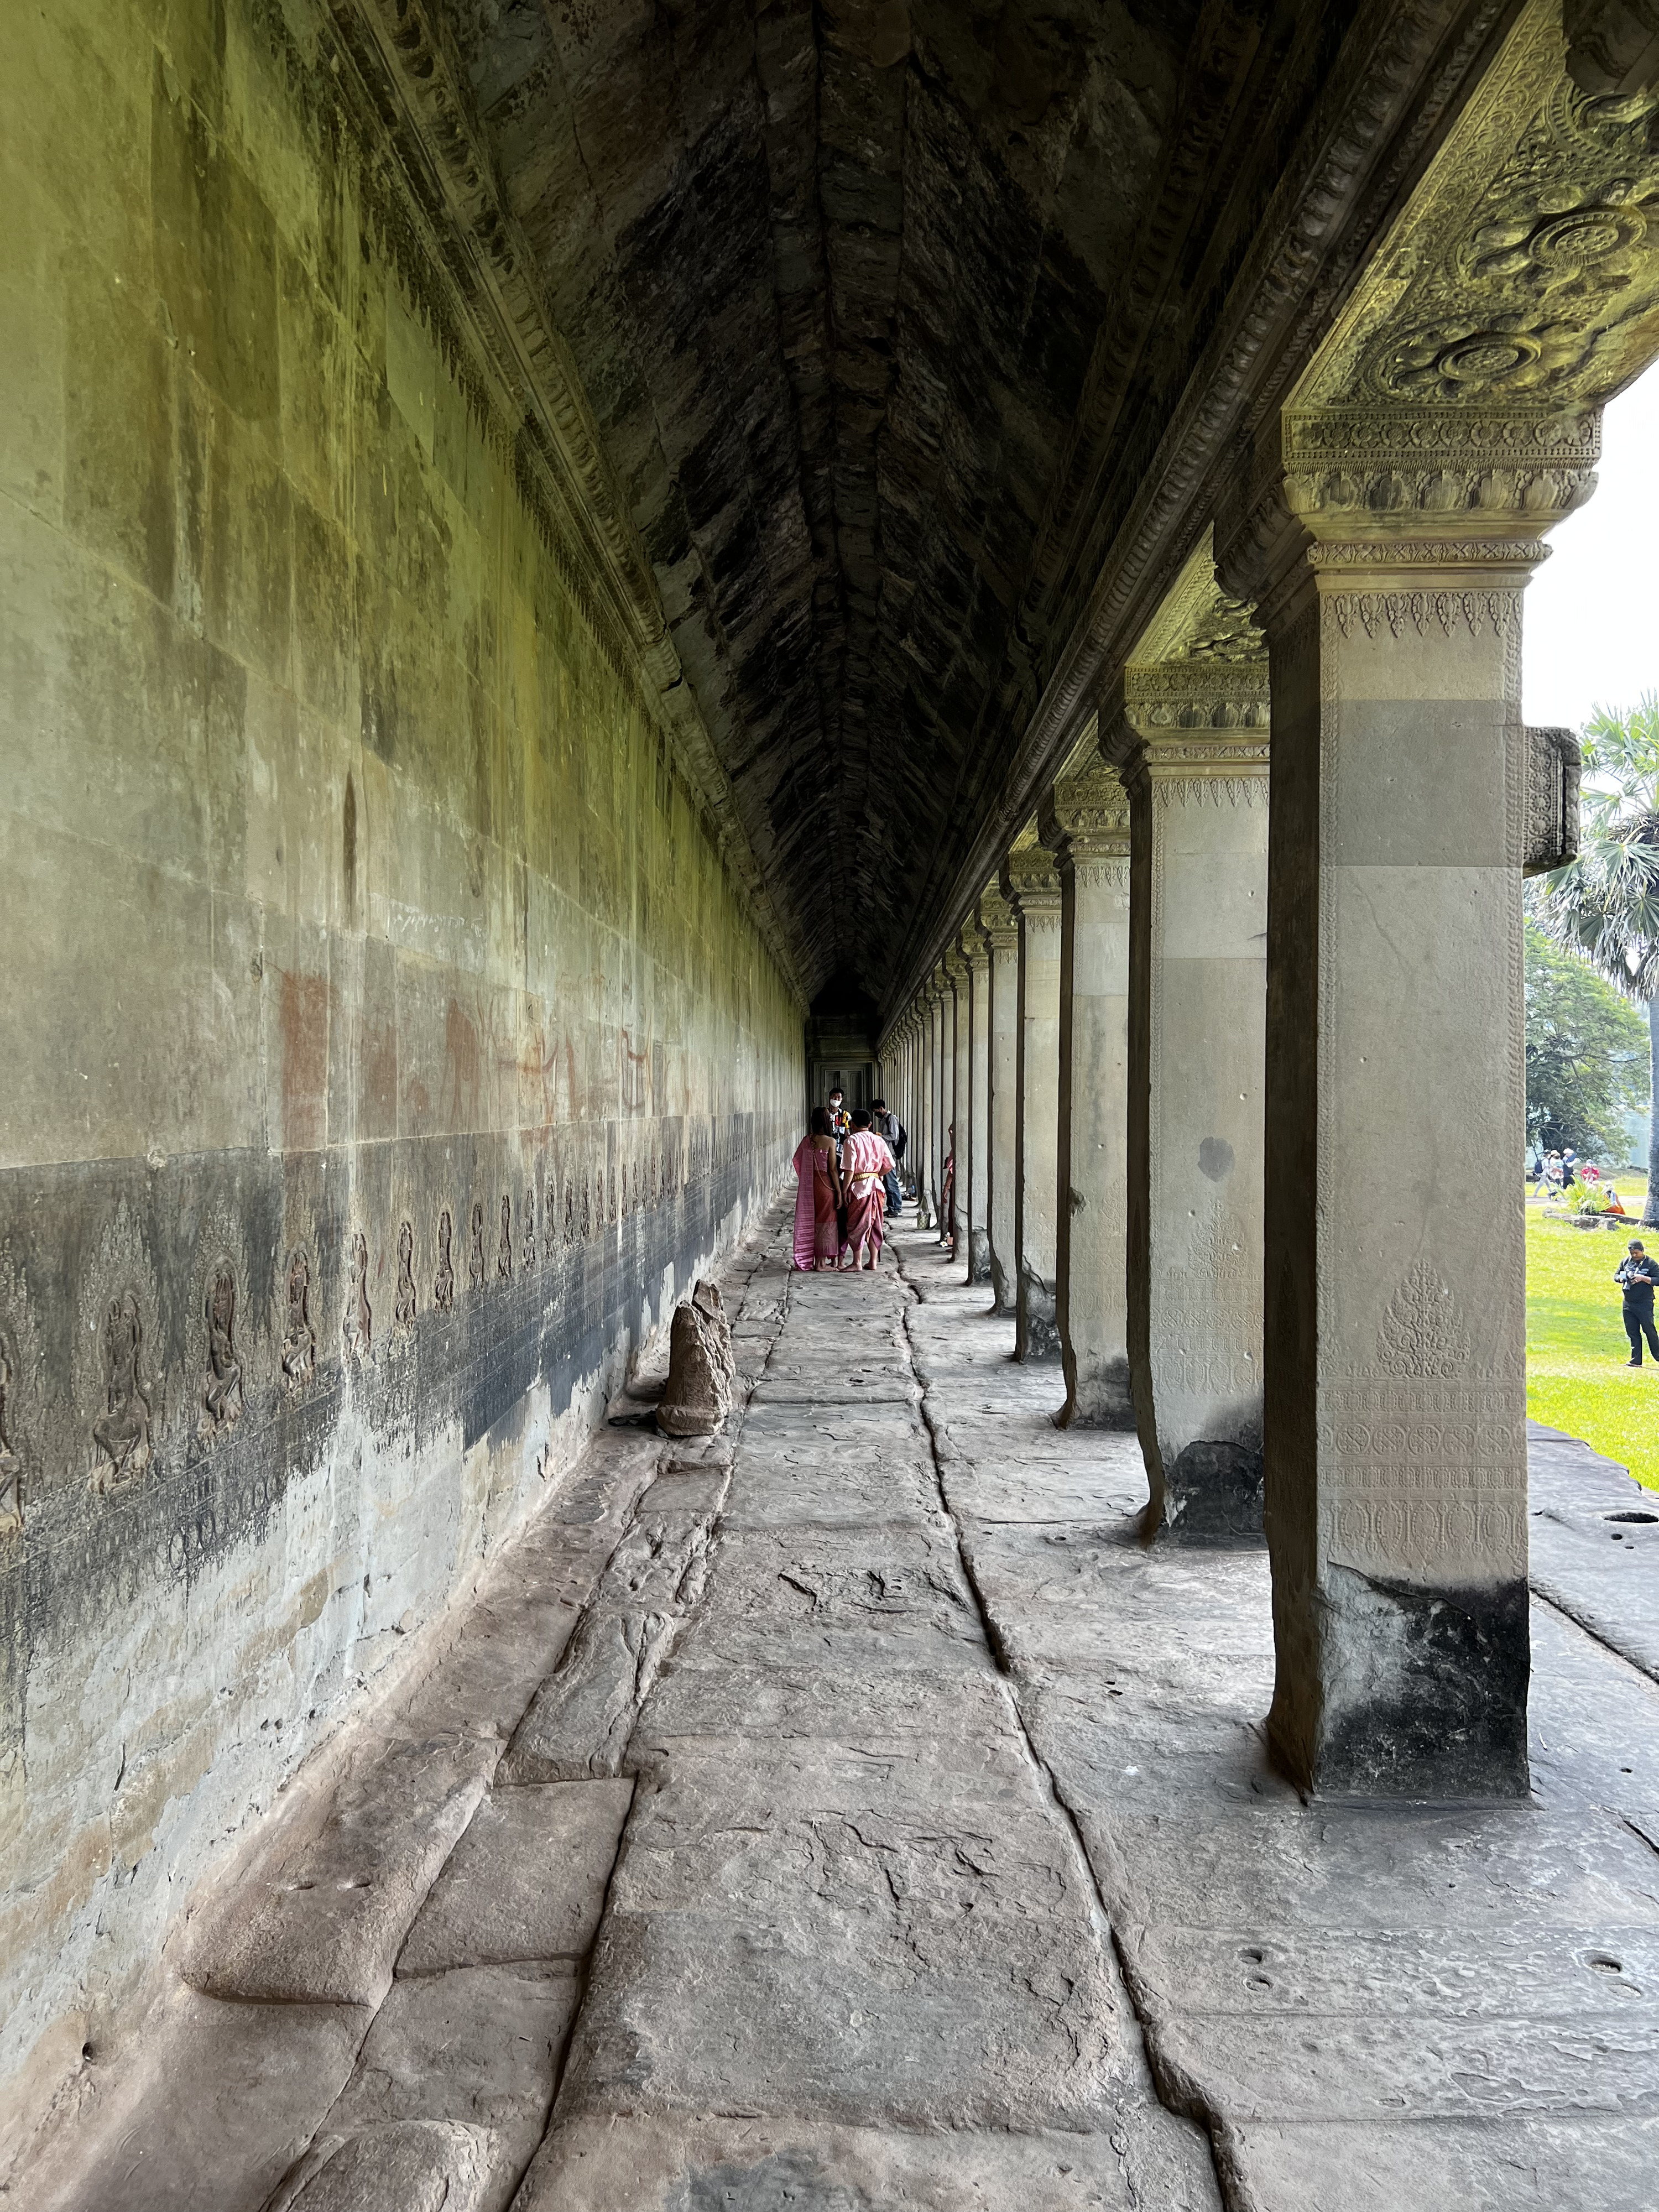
656, 1280, 735, 1437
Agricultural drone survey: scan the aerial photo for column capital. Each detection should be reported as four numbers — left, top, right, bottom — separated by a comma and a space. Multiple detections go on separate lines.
942, 947, 971, 990
957, 921, 990, 973
1215, 408, 1589, 622
977, 881, 1019, 950
1000, 839, 1061, 917
1038, 762, 1130, 869
1099, 530, 1270, 796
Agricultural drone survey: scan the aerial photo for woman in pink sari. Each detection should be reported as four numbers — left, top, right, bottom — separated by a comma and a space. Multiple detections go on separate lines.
791, 1108, 843, 1270
839, 1109, 898, 1271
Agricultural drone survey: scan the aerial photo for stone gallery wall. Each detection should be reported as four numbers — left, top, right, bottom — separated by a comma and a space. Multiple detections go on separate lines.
0, 0, 802, 2137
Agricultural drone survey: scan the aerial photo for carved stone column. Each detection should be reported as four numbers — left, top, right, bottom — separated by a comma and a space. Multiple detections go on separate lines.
959, 921, 994, 1284
1000, 839, 1063, 1361
979, 884, 1020, 1311
919, 988, 940, 1232
1108, 543, 1271, 1536
933, 965, 956, 1243
910, 1009, 929, 1224
1220, 408, 1596, 1795
1039, 764, 1133, 1427
944, 950, 971, 1256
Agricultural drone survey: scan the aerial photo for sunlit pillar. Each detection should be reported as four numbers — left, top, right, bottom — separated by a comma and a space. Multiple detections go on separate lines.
1216, 395, 1595, 1797
979, 883, 1020, 1314
1040, 762, 1133, 1426
1001, 838, 1063, 1361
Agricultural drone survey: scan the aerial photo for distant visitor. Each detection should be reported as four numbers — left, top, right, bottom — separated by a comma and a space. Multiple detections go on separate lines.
1615, 1240, 1659, 1367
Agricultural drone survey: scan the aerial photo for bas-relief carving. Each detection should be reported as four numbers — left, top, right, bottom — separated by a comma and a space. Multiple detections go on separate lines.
200, 1270, 243, 1436
1301, 6, 1659, 419
282, 1251, 317, 1381
522, 1190, 536, 1270
343, 1232, 372, 1363
1323, 1263, 1524, 1577
91, 1295, 152, 1494
395, 1222, 417, 1329
82, 1204, 161, 1496
468, 1202, 487, 1291
497, 1194, 513, 1279
433, 1212, 455, 1312
0, 1345, 24, 1535
1375, 1260, 1471, 1376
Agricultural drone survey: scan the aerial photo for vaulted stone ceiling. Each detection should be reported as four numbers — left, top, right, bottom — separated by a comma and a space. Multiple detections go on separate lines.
446, 0, 1370, 1001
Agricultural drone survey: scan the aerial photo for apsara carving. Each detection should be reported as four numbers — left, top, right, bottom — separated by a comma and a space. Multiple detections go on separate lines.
282, 1251, 316, 1382
343, 1232, 372, 1363
92, 1293, 152, 1493
434, 1211, 455, 1312
395, 1221, 417, 1329
201, 1269, 243, 1435
0, 1343, 23, 1534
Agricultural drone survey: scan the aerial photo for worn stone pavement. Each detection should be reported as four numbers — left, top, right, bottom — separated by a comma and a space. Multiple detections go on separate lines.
28, 1203, 1659, 2211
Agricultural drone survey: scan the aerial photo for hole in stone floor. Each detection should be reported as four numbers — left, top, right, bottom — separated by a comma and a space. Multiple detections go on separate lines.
1239, 1946, 1265, 1964
1589, 1954, 1624, 1973
1248, 1974, 1274, 1990
1605, 1511, 1658, 1524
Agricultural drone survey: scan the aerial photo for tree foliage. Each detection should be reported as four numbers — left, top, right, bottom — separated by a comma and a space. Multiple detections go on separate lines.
1530, 696, 1659, 1204
1525, 921, 1647, 1158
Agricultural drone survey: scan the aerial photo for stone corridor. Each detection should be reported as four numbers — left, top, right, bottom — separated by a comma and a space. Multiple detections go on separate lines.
27, 1202, 1659, 2212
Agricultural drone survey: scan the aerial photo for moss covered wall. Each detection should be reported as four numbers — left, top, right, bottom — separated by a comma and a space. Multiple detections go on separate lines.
0, 0, 802, 2146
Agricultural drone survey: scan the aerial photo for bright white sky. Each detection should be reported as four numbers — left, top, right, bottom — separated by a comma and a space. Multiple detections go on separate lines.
1524, 371, 1659, 734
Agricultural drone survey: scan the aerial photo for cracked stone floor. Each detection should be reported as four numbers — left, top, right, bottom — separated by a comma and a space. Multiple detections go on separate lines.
30, 1201, 1659, 2211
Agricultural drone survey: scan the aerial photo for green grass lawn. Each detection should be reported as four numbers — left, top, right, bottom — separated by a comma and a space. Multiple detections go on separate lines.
1527, 1192, 1659, 1490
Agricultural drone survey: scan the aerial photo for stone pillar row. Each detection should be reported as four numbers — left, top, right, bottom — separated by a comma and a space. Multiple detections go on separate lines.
876, 393, 1592, 1808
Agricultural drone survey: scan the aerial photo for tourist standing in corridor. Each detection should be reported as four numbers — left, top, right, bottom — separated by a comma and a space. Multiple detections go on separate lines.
841, 1109, 898, 1271
791, 1109, 843, 1271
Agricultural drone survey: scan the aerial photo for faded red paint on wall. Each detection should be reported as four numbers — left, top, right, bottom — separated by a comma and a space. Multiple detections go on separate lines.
280, 971, 330, 1154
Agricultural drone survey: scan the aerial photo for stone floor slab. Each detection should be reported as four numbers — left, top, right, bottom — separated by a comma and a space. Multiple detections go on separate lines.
1230, 2113, 1659, 2211
398, 1782, 633, 1971
512, 2111, 1221, 2211
34, 1984, 367, 2212
178, 1730, 495, 2007
305, 1964, 578, 2212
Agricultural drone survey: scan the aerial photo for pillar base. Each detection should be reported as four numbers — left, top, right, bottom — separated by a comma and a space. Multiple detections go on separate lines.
1016, 1270, 1061, 1361
1163, 1438, 1264, 1545
1059, 1354, 1135, 1430
967, 1229, 991, 1285
989, 1254, 1014, 1314
1271, 1570, 1531, 1801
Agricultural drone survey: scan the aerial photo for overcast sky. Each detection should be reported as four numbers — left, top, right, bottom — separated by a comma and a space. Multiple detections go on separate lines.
1524, 372, 1659, 734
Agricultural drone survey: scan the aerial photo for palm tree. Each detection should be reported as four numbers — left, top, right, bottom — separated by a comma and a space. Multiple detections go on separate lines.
1532, 694, 1659, 1227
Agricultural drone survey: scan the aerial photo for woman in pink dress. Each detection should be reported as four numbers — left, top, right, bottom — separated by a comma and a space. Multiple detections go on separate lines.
791, 1108, 843, 1270
839, 1109, 898, 1271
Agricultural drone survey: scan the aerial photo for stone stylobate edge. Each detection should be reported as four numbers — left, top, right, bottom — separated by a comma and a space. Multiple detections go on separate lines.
878, 0, 1524, 1035
321, 0, 807, 1008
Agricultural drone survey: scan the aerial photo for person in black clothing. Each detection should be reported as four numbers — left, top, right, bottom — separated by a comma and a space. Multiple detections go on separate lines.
871, 1097, 904, 1220
1615, 1240, 1659, 1365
